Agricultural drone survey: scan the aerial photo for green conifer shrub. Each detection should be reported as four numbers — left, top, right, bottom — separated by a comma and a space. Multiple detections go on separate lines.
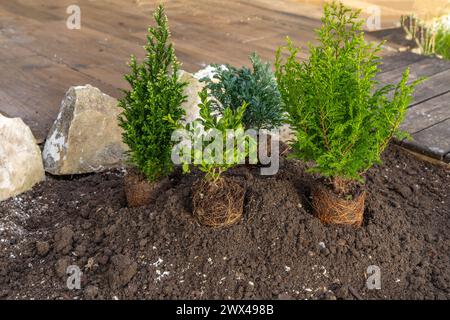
275, 2, 423, 193
118, 4, 187, 182
201, 53, 283, 131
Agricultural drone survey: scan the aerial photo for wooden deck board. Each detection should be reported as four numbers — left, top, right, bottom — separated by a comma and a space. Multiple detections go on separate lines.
0, 0, 324, 142
402, 119, 450, 161
378, 56, 450, 85
381, 53, 450, 162
379, 51, 426, 73
411, 70, 450, 105
400, 92, 450, 134
0, 0, 449, 164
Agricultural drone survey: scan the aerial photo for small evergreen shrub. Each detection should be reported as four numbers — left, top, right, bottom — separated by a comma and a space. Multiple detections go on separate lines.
118, 4, 187, 182
275, 2, 423, 191
201, 53, 283, 130
180, 89, 256, 183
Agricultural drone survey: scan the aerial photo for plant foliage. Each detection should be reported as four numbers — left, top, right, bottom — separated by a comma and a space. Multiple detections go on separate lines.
275, 2, 423, 186
118, 4, 187, 182
401, 14, 450, 60
436, 27, 450, 60
180, 89, 256, 183
201, 53, 283, 130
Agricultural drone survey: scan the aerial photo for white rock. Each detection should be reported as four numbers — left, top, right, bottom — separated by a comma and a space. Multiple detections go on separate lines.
0, 113, 45, 201
43, 85, 127, 175
179, 70, 204, 124
193, 64, 227, 80
277, 123, 294, 144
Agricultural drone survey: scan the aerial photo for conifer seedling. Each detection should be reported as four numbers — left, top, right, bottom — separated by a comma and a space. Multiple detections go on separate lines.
201, 53, 283, 131
118, 4, 187, 183
275, 2, 423, 225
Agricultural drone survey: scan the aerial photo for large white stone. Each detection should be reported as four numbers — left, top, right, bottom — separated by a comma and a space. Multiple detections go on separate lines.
0, 113, 45, 201
179, 70, 204, 124
43, 85, 127, 175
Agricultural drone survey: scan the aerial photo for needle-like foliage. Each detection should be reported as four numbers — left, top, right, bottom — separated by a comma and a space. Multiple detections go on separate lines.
118, 4, 187, 182
201, 53, 283, 130
275, 2, 423, 187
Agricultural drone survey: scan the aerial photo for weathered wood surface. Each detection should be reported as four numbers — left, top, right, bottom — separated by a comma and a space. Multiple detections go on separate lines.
402, 119, 450, 160
0, 0, 403, 143
380, 52, 450, 163
0, 0, 324, 142
0, 0, 449, 163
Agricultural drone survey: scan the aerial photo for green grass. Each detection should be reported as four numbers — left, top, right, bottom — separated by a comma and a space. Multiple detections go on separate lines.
436, 27, 450, 60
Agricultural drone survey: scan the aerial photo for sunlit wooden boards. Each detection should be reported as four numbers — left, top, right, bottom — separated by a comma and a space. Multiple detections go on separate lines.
380, 53, 450, 163
0, 0, 322, 142
0, 0, 448, 163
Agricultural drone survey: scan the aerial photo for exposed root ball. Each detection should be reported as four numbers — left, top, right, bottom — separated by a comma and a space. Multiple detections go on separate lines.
312, 185, 366, 227
192, 177, 245, 228
124, 169, 170, 207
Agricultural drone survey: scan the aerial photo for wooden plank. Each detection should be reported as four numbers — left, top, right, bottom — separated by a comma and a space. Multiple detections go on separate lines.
411, 69, 450, 105
368, 27, 416, 51
400, 92, 450, 133
0, 15, 141, 89
378, 57, 450, 86
40, 0, 149, 43
379, 52, 426, 73
0, 35, 36, 61
402, 119, 450, 160
0, 55, 120, 142
1, 0, 315, 72
0, 0, 61, 22
0, 88, 48, 143
401, 147, 450, 167
0, 0, 449, 160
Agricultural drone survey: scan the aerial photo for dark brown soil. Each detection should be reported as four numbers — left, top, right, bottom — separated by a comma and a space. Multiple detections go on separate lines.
0, 144, 449, 300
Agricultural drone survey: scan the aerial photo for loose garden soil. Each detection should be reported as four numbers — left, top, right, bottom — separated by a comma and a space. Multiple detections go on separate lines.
0, 144, 448, 300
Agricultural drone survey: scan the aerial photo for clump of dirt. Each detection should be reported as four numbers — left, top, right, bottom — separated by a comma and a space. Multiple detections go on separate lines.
108, 254, 138, 290
0, 144, 449, 300
53, 226, 74, 254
